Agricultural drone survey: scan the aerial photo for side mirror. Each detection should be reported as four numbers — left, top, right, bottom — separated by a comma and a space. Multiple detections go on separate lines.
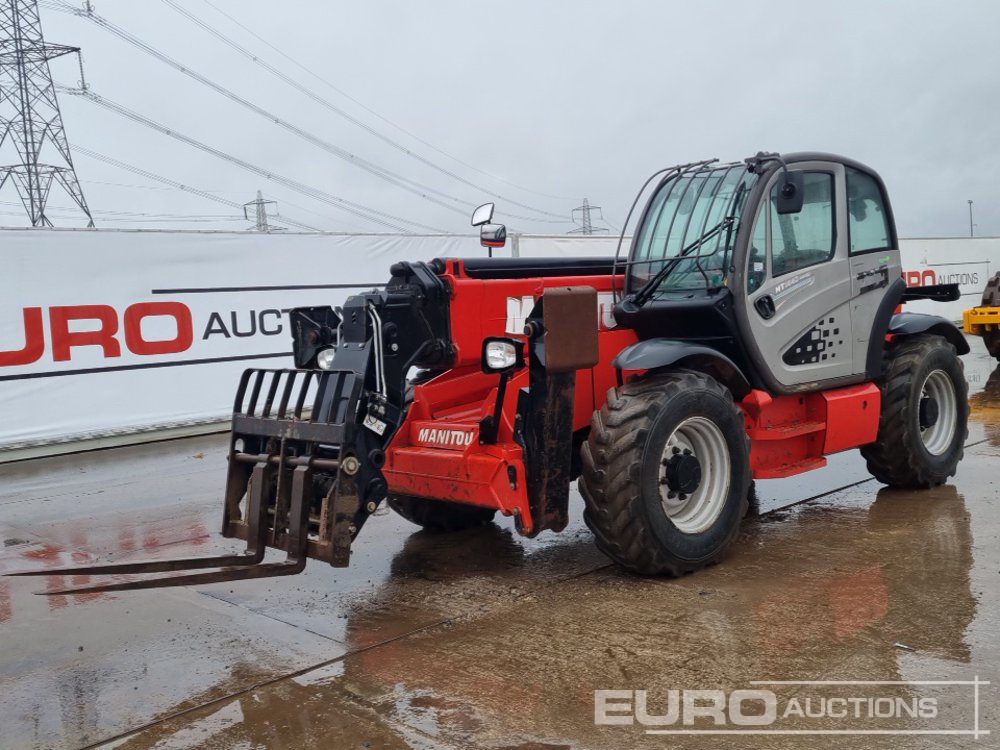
480, 223, 507, 249
775, 171, 805, 214
471, 202, 495, 227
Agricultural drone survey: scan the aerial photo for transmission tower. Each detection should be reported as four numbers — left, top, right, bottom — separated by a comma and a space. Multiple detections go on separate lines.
0, 0, 93, 227
569, 198, 608, 235
243, 190, 280, 232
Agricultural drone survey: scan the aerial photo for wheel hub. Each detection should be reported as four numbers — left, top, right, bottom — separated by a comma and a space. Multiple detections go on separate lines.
919, 369, 958, 455
919, 396, 939, 429
658, 416, 732, 535
664, 452, 702, 495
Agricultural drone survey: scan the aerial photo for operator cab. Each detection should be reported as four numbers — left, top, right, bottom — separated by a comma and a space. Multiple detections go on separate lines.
617, 152, 904, 395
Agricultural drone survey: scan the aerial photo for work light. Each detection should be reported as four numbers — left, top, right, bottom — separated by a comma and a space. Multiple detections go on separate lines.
482, 337, 525, 373
316, 347, 336, 370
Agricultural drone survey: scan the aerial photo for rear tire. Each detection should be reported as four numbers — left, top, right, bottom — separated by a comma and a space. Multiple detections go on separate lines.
982, 272, 1000, 359
579, 370, 751, 576
387, 495, 496, 532
861, 335, 968, 488
985, 331, 1000, 360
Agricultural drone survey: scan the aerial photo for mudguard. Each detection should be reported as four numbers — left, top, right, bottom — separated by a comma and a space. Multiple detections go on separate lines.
613, 339, 752, 399
889, 312, 970, 354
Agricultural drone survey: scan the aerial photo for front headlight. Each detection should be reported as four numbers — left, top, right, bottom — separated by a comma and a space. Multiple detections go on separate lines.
482, 337, 525, 373
316, 347, 336, 370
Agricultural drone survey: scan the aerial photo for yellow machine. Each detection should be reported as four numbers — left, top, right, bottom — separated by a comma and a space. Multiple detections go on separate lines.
964, 272, 1000, 360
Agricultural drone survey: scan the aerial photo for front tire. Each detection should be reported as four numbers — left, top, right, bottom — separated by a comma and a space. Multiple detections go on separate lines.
387, 495, 497, 532
861, 335, 968, 488
387, 375, 497, 532
579, 370, 751, 576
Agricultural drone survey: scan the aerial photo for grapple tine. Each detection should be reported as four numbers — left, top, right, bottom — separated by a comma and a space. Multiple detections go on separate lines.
37, 560, 308, 596
285, 464, 311, 560
277, 370, 297, 418
10, 460, 273, 582
261, 370, 283, 417
242, 461, 271, 558
6, 552, 261, 578
29, 464, 313, 596
13, 358, 379, 596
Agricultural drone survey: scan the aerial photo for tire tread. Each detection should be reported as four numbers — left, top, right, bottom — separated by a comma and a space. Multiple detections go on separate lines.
579, 371, 750, 576
387, 496, 496, 532
860, 335, 968, 488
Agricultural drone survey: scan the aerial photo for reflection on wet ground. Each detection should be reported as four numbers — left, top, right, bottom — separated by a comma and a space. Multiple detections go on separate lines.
1, 342, 998, 749
969, 362, 1000, 447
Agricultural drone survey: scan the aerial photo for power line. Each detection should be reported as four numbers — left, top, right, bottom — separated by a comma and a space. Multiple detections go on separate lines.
71, 145, 323, 232
0, 202, 245, 222
57, 3, 478, 220
268, 195, 348, 225
1, 213, 245, 223
193, 0, 575, 203
0, 202, 235, 219
84, 179, 178, 191
47, 0, 566, 227
83, 217, 245, 223
63, 87, 451, 233
35, 1, 72, 15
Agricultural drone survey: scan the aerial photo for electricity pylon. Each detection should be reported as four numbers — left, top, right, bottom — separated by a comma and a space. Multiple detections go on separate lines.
0, 0, 94, 227
569, 198, 608, 235
244, 190, 281, 232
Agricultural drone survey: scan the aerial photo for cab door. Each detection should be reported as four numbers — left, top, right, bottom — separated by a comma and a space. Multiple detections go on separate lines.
844, 166, 902, 375
743, 161, 855, 389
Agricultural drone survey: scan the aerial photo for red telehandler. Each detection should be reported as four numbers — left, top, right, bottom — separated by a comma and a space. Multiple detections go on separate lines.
14, 152, 970, 593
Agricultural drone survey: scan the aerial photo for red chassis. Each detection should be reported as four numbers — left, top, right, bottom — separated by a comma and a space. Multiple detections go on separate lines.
383, 259, 881, 535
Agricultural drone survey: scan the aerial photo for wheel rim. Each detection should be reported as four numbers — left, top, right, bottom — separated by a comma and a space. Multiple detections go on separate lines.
919, 369, 958, 455
659, 416, 731, 534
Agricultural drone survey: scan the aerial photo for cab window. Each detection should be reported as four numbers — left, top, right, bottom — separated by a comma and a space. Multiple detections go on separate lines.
747, 204, 767, 293
846, 167, 890, 253
770, 172, 835, 277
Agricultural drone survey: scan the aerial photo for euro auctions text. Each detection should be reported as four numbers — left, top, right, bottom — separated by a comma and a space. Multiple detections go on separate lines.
595, 678, 990, 738
0, 303, 284, 367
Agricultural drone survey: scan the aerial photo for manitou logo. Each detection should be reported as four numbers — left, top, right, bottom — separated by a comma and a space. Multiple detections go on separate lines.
416, 427, 476, 449
0, 302, 195, 366
504, 292, 617, 334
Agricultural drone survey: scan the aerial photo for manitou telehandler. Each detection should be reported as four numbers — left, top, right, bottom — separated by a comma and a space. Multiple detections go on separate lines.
16, 152, 970, 593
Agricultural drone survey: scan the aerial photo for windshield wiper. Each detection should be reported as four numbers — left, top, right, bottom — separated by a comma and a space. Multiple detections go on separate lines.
628, 216, 735, 308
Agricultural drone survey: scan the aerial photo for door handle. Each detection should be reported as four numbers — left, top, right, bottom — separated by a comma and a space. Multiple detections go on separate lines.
754, 295, 776, 320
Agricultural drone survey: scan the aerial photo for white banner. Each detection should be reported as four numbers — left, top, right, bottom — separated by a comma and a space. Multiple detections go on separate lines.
897, 237, 998, 319
1, 230, 996, 454
0, 229, 470, 453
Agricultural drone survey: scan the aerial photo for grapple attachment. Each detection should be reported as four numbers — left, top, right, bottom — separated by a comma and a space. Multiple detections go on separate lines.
10, 367, 376, 595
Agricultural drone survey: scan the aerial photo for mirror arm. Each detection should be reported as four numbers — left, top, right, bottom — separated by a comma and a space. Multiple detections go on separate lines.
746, 151, 790, 187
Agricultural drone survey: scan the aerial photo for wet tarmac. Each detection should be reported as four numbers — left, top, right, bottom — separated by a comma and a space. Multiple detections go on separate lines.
1, 339, 998, 750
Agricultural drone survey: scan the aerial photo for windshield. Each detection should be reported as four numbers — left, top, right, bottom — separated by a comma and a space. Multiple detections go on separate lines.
628, 163, 757, 295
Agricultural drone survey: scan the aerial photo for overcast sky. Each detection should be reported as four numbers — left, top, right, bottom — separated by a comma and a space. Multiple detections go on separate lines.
3, 0, 999, 237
